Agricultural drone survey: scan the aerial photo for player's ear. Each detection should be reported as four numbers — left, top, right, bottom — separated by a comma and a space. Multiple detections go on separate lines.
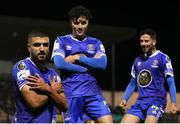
27, 43, 30, 52
153, 40, 156, 45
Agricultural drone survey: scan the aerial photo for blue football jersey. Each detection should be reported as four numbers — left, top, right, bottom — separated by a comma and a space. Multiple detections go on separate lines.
131, 50, 174, 102
51, 34, 106, 98
12, 57, 61, 123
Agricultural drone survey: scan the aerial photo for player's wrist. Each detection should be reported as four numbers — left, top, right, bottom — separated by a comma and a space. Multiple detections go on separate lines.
45, 85, 53, 94
75, 54, 81, 60
123, 99, 127, 103
171, 102, 176, 106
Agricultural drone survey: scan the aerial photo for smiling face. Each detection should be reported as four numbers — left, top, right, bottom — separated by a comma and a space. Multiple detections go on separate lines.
28, 36, 49, 63
71, 16, 89, 40
140, 34, 156, 54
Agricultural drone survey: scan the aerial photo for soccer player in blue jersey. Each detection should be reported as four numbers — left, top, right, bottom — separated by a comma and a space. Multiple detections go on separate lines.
12, 30, 67, 123
119, 29, 178, 123
51, 5, 112, 123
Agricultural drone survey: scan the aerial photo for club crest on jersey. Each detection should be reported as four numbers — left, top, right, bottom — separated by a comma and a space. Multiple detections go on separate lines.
151, 60, 159, 68
88, 44, 95, 51
17, 62, 26, 70
137, 69, 152, 87
87, 44, 95, 54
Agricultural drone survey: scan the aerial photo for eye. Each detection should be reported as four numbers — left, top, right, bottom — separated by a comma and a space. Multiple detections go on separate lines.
81, 21, 87, 25
42, 43, 49, 47
32, 43, 49, 47
140, 40, 149, 42
73, 21, 79, 25
32, 43, 41, 47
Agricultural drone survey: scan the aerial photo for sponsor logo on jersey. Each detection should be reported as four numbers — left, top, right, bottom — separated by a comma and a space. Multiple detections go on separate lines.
100, 44, 105, 52
17, 70, 30, 80
137, 69, 152, 87
166, 62, 173, 70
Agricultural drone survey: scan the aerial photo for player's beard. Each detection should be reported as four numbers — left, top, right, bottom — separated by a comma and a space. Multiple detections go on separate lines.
37, 52, 49, 63
141, 45, 151, 54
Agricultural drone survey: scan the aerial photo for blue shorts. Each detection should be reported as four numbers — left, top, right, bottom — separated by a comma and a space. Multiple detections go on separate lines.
126, 98, 165, 121
63, 95, 112, 123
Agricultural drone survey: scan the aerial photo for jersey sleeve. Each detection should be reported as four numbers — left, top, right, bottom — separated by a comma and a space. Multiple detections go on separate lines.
51, 36, 65, 59
161, 55, 174, 77
95, 39, 106, 57
12, 61, 31, 90
130, 64, 136, 78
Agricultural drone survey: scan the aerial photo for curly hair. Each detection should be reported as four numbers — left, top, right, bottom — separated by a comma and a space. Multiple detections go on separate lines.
68, 5, 92, 20
139, 29, 157, 40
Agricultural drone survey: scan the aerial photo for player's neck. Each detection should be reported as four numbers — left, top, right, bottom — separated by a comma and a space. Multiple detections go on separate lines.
143, 48, 157, 58
151, 48, 157, 54
31, 58, 45, 69
72, 34, 86, 41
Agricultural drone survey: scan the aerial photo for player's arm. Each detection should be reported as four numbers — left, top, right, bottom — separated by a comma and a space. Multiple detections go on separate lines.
66, 40, 107, 69
27, 75, 68, 111
13, 64, 49, 110
119, 77, 136, 108
53, 55, 87, 72
166, 76, 178, 113
46, 78, 68, 112
78, 54, 107, 69
21, 82, 49, 110
163, 55, 178, 113
65, 53, 107, 69
52, 37, 87, 72
77, 41, 107, 69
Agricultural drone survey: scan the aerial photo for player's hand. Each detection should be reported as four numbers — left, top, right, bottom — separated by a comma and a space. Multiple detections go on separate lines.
170, 103, 178, 114
27, 74, 50, 92
65, 54, 80, 63
119, 99, 127, 108
93, 53, 102, 58
51, 77, 63, 94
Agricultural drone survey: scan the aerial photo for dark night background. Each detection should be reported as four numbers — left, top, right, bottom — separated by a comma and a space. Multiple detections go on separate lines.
0, 0, 179, 91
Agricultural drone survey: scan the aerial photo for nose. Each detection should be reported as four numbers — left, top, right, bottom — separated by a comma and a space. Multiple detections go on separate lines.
77, 23, 83, 29
39, 44, 45, 50
140, 40, 146, 46
141, 41, 145, 45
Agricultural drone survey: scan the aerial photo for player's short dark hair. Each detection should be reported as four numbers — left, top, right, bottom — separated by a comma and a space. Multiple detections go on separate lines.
139, 29, 157, 40
28, 29, 49, 43
68, 5, 92, 20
